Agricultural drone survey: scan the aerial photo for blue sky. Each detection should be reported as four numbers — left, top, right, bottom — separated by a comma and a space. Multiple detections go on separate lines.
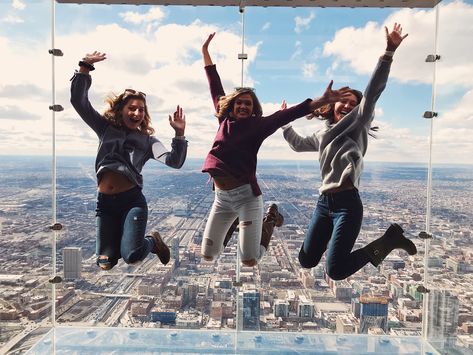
0, 0, 472, 164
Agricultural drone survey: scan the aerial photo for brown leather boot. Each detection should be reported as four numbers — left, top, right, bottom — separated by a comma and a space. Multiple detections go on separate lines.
149, 231, 171, 265
260, 203, 284, 249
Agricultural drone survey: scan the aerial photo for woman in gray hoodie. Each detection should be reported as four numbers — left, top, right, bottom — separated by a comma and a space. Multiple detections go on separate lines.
282, 23, 417, 280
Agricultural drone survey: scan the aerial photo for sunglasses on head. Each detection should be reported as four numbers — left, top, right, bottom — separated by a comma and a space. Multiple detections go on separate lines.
123, 88, 146, 98
234, 86, 255, 92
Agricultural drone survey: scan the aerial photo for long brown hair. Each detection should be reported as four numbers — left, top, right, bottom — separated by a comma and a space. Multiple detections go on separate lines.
103, 91, 155, 135
216, 88, 263, 120
311, 89, 378, 137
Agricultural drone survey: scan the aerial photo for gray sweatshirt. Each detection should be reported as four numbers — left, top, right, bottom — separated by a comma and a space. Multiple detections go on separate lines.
282, 56, 392, 194
70, 72, 188, 188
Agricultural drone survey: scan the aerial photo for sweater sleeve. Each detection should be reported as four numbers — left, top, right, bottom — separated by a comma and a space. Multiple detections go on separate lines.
151, 136, 188, 169
282, 126, 319, 152
70, 72, 107, 136
205, 65, 226, 116
260, 99, 313, 138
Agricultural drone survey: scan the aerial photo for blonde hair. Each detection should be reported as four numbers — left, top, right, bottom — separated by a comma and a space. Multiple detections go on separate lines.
103, 91, 154, 135
216, 88, 262, 120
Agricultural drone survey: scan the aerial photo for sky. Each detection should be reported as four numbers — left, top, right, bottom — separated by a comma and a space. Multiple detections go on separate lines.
0, 0, 472, 164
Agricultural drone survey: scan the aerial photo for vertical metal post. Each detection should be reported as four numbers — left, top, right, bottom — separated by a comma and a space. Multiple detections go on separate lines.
422, 3, 440, 341
50, 0, 58, 352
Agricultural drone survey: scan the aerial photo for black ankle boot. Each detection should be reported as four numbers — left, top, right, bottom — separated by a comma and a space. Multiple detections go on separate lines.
363, 223, 417, 267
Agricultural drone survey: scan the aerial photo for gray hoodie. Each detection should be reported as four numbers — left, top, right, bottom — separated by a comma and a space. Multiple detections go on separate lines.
282, 56, 392, 194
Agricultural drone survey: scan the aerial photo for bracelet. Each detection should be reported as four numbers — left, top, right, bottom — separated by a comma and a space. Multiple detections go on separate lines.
78, 60, 95, 71
384, 50, 395, 57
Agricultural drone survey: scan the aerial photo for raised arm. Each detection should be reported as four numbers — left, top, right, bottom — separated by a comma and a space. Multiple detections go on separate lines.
202, 33, 225, 114
282, 126, 319, 152
202, 32, 215, 67
152, 105, 188, 169
70, 51, 108, 136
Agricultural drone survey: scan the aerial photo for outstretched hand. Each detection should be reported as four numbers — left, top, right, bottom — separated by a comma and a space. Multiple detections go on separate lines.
202, 32, 215, 53
83, 51, 107, 65
169, 105, 186, 137
385, 23, 408, 51
307, 80, 354, 119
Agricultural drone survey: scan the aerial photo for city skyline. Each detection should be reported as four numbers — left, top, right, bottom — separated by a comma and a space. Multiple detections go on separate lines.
1, 156, 472, 353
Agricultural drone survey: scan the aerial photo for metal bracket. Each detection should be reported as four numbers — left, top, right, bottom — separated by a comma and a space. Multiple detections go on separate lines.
425, 54, 440, 62
49, 105, 64, 112
238, 53, 248, 60
418, 231, 432, 239
49, 275, 63, 284
50, 223, 63, 231
239, 0, 245, 13
423, 111, 438, 119
48, 49, 64, 57
417, 285, 430, 293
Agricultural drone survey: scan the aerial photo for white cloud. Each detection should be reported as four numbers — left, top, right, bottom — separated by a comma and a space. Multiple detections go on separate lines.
1, 15, 24, 24
295, 11, 315, 34
0, 21, 259, 158
290, 40, 303, 60
119, 7, 165, 25
322, 2, 473, 88
302, 63, 317, 79
12, 0, 25, 10
262, 22, 271, 32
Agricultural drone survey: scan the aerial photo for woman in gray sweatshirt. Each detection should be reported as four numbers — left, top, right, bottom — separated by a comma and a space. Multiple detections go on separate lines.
70, 51, 188, 271
282, 23, 417, 280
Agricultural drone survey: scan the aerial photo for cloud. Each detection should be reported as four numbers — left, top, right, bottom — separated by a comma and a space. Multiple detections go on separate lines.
1, 15, 23, 24
0, 106, 41, 120
294, 11, 315, 34
12, 0, 25, 10
322, 2, 473, 88
119, 7, 165, 25
302, 63, 317, 79
0, 84, 47, 99
261, 22, 271, 32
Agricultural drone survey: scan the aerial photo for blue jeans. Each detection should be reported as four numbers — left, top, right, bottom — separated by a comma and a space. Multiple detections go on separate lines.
95, 186, 154, 270
299, 188, 369, 280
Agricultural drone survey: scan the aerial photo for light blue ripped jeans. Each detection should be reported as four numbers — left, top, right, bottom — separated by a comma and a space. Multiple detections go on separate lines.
202, 184, 265, 263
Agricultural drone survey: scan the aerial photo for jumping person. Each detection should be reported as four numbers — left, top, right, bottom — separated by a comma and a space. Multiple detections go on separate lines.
281, 24, 417, 280
70, 51, 188, 271
201, 33, 353, 267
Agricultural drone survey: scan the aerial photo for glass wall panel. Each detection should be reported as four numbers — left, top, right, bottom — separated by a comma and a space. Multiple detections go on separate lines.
0, 1, 54, 353
427, 0, 473, 353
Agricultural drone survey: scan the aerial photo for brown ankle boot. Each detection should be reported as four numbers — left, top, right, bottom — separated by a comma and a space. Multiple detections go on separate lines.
149, 232, 170, 265
260, 204, 284, 249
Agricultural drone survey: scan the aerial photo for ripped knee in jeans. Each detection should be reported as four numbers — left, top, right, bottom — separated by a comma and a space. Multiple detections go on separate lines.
240, 220, 252, 228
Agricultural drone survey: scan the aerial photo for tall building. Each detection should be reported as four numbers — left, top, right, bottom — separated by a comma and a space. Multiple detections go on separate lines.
428, 289, 459, 351
273, 300, 289, 318
63, 247, 81, 280
359, 296, 388, 334
240, 290, 260, 330
172, 237, 180, 268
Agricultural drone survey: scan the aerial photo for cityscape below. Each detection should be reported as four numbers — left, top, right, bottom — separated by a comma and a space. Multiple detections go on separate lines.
0, 156, 472, 354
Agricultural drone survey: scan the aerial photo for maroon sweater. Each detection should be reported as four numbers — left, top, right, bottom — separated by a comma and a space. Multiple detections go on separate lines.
202, 64, 313, 196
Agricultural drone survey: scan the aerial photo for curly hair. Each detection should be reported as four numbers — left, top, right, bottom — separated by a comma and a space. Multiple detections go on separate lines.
103, 91, 155, 135
216, 87, 263, 120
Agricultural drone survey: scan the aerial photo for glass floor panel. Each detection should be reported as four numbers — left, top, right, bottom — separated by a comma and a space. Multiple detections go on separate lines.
26, 326, 440, 354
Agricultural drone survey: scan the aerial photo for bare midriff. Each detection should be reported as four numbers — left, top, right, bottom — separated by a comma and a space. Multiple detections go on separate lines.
213, 175, 246, 190
98, 170, 136, 194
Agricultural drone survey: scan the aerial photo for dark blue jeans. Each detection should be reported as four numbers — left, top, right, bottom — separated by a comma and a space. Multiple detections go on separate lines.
95, 186, 154, 270
299, 188, 369, 280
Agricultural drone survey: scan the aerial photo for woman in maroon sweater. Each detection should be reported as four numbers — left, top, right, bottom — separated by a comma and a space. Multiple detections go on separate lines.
201, 33, 352, 267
